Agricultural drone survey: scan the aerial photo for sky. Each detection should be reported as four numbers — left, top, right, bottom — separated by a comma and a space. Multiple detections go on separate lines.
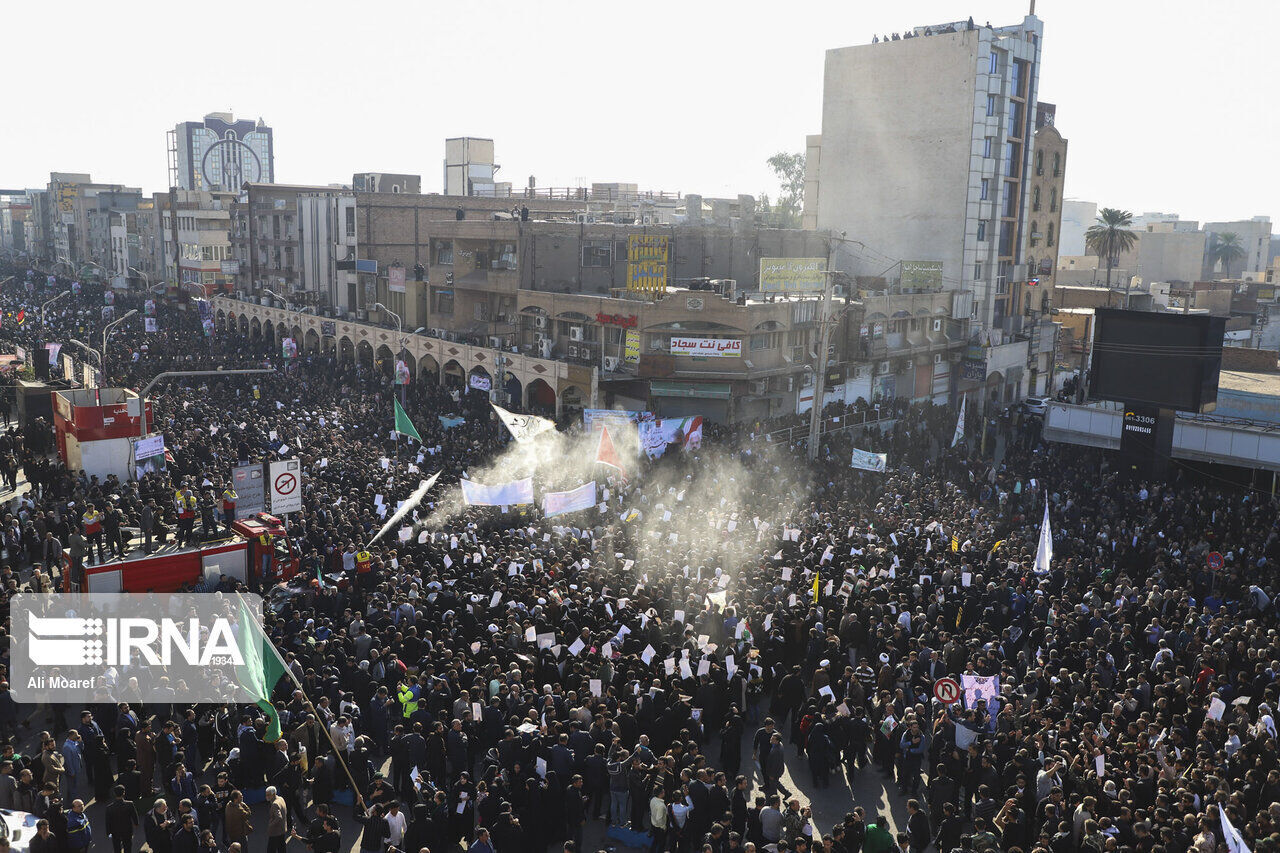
6, 0, 1280, 227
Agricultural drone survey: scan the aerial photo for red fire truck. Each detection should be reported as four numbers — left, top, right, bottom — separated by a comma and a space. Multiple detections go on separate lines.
65, 513, 300, 593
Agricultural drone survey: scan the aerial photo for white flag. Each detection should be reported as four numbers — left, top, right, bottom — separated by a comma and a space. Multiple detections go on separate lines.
951, 395, 966, 448
492, 403, 556, 444
1033, 495, 1053, 575
1220, 805, 1251, 853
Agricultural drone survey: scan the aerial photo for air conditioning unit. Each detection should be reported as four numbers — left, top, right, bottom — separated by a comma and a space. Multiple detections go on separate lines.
576, 213, 597, 224
751, 380, 767, 395
534, 315, 547, 329
603, 356, 620, 371
539, 340, 552, 359
932, 318, 942, 332
877, 361, 891, 374
488, 336, 503, 349
852, 365, 866, 380
569, 326, 584, 341
641, 214, 654, 226
567, 345, 579, 359
356, 309, 368, 320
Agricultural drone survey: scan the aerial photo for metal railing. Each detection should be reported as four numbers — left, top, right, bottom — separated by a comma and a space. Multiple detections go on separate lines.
761, 413, 899, 445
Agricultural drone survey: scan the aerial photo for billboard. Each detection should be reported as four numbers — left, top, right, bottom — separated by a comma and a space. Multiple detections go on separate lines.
624, 329, 641, 364
900, 261, 944, 291
670, 337, 742, 357
626, 235, 668, 296
388, 266, 406, 293
759, 258, 827, 292
1089, 309, 1225, 413
231, 463, 266, 518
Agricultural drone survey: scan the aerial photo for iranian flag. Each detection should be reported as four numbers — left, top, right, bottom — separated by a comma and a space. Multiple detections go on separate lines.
236, 596, 293, 742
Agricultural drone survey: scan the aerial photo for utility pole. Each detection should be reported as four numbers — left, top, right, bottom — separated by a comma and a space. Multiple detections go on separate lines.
806, 271, 839, 462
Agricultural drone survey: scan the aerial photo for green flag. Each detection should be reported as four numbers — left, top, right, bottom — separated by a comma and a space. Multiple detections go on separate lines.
395, 398, 422, 443
236, 596, 291, 742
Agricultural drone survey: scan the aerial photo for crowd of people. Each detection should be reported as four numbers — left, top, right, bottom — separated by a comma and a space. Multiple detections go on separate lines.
0, 260, 1279, 853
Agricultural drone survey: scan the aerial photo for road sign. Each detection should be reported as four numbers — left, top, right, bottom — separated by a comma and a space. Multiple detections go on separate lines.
933, 677, 961, 705
268, 459, 302, 514
1207, 551, 1224, 571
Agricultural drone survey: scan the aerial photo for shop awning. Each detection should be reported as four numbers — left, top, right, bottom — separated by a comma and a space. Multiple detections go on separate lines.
649, 380, 732, 400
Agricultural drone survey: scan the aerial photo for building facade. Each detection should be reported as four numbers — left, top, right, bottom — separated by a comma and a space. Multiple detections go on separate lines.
169, 112, 274, 192
157, 190, 237, 292
802, 15, 1044, 402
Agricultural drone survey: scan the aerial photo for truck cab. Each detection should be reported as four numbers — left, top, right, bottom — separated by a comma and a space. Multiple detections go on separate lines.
232, 513, 301, 588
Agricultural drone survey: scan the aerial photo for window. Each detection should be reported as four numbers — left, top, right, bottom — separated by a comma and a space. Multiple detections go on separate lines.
432, 288, 454, 314
580, 241, 613, 268
433, 241, 453, 265
973, 262, 982, 281
1006, 101, 1022, 137
1035, 150, 1044, 175
977, 221, 987, 241
1052, 153, 1061, 177
1047, 223, 1055, 247
1003, 183, 1017, 217
988, 51, 998, 74
986, 95, 997, 116
1029, 221, 1039, 247
1049, 188, 1057, 212
1005, 142, 1020, 177
344, 207, 356, 237
980, 179, 990, 200
1032, 187, 1041, 212
983, 137, 993, 158
1010, 59, 1025, 98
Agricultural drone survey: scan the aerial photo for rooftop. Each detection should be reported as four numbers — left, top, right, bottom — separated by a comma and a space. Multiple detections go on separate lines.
1219, 370, 1280, 398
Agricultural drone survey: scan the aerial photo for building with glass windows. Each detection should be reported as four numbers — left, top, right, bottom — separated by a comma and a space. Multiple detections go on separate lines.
168, 112, 274, 192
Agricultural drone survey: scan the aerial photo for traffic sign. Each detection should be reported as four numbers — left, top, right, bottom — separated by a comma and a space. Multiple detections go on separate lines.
933, 677, 961, 705
268, 459, 302, 514
1207, 551, 1224, 571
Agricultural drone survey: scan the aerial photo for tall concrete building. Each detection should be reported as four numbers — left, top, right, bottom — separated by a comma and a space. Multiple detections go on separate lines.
1202, 217, 1272, 280
169, 112, 274, 192
803, 16, 1044, 400
1058, 199, 1096, 257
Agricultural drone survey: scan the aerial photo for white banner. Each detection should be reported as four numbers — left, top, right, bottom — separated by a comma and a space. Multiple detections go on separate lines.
461, 477, 534, 507
45, 343, 62, 366
670, 337, 741, 357
542, 482, 597, 517
951, 395, 966, 448
268, 459, 303, 514
469, 373, 492, 392
850, 448, 888, 472
492, 403, 556, 443
134, 434, 165, 460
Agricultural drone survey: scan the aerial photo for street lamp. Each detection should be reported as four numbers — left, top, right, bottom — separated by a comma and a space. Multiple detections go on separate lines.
68, 338, 102, 387
138, 368, 276, 440
373, 301, 404, 397
101, 309, 138, 384
41, 290, 71, 327
127, 266, 150, 292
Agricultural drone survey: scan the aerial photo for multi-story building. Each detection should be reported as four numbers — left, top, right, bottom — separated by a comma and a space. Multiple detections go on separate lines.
107, 199, 158, 285
0, 195, 31, 254
803, 15, 1044, 402
352, 173, 420, 194
1018, 119, 1067, 395
169, 112, 274, 192
1202, 217, 1272, 279
1058, 199, 1096, 257
39, 174, 142, 272
157, 190, 237, 293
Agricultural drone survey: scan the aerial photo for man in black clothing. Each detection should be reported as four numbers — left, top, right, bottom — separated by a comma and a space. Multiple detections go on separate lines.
565, 775, 587, 853
105, 786, 138, 853
905, 799, 931, 853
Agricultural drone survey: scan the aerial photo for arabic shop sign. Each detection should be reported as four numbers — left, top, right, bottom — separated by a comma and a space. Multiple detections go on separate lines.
670, 337, 742, 358
595, 312, 638, 328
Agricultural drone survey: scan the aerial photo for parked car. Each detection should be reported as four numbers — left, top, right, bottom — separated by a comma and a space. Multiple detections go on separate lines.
1021, 396, 1049, 417
0, 809, 39, 853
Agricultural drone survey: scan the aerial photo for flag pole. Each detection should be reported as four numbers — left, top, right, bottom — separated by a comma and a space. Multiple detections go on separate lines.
236, 594, 362, 794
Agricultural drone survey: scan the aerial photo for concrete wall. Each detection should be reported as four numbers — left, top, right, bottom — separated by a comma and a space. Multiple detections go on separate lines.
816, 32, 978, 296
1059, 200, 1096, 257
1115, 230, 1206, 284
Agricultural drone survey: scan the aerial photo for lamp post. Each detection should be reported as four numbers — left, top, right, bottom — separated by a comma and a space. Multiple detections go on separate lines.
373, 301, 405, 399
138, 368, 276, 440
101, 309, 138, 384
67, 338, 101, 387
128, 266, 150, 292
806, 270, 846, 462
41, 290, 71, 327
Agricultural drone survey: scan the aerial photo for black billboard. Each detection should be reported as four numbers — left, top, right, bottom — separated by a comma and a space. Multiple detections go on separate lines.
1089, 309, 1225, 413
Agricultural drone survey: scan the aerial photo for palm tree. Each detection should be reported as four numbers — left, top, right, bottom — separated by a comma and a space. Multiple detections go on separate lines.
1207, 232, 1247, 279
1084, 208, 1138, 291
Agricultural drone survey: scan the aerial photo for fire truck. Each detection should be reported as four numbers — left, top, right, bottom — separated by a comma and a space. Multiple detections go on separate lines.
66, 513, 300, 593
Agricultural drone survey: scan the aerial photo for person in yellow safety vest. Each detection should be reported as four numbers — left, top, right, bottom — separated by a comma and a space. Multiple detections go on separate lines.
397, 679, 418, 718
81, 503, 106, 565
355, 549, 372, 575
257, 532, 274, 584
175, 487, 198, 547
221, 485, 238, 528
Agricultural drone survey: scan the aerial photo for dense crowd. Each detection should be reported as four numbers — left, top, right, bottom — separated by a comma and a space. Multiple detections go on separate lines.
0, 261, 1279, 853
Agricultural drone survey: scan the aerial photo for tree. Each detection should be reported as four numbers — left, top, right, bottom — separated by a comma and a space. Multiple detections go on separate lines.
1207, 231, 1246, 279
766, 152, 805, 228
1084, 208, 1137, 290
